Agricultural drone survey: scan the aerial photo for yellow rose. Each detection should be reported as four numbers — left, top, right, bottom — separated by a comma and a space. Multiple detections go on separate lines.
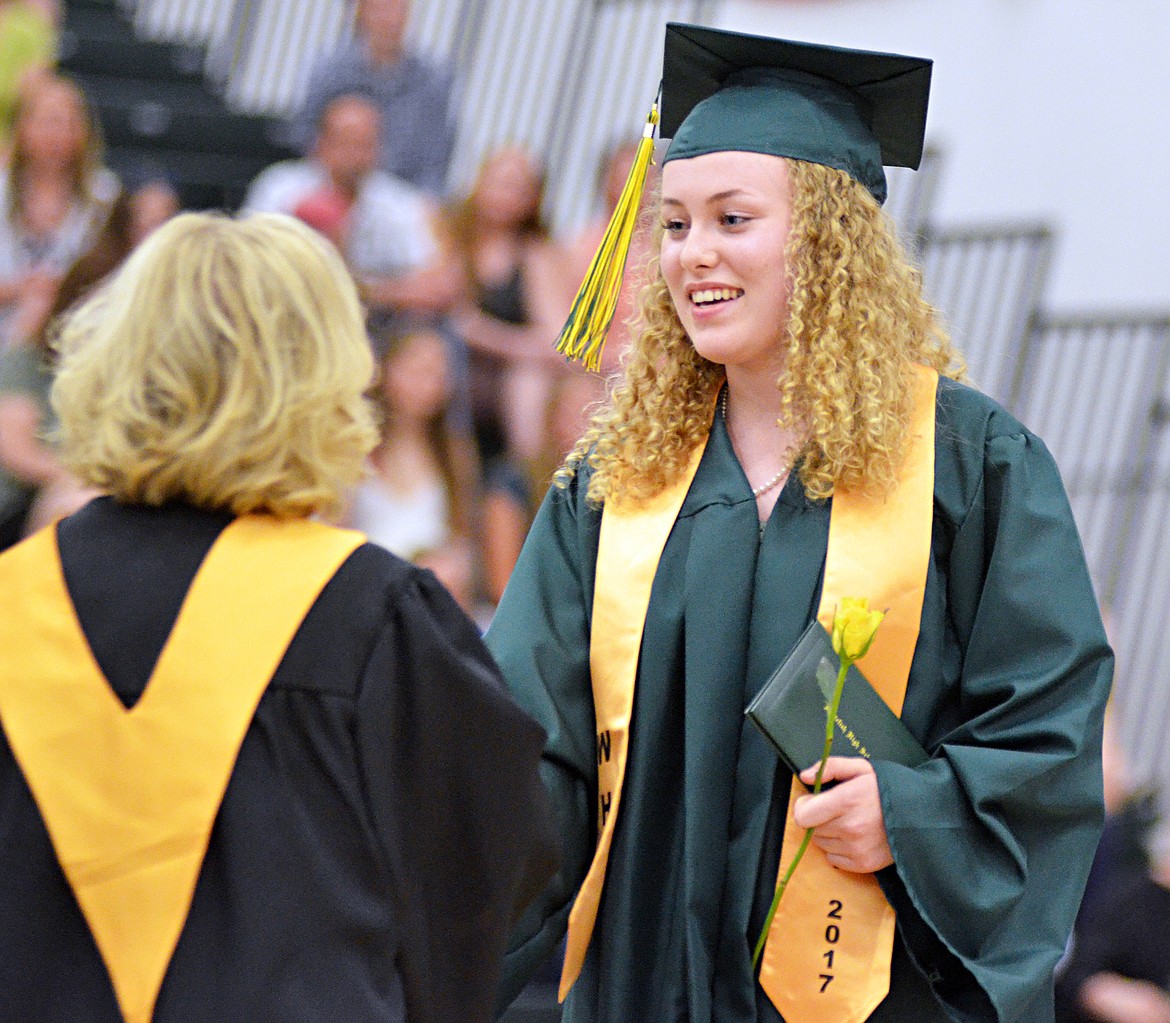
831, 597, 886, 664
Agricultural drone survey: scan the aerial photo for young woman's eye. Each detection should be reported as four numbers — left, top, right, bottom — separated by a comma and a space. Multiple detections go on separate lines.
722, 213, 750, 227
662, 219, 687, 234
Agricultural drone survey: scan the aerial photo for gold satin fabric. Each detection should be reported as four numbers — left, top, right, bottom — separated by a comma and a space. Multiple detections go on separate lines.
759, 364, 937, 1022
0, 516, 364, 1023
566, 365, 937, 1022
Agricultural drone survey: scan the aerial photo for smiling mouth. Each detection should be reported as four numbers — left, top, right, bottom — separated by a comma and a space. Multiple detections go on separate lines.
690, 287, 744, 306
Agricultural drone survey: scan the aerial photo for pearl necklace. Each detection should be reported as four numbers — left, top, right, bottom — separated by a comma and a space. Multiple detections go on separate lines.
721, 388, 791, 498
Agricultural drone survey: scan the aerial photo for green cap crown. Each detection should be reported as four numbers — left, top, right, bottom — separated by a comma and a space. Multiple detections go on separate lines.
660, 23, 933, 205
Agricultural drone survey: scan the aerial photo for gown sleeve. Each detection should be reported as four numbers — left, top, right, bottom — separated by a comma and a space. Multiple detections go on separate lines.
873, 411, 1114, 1023
353, 564, 560, 1023
484, 475, 603, 1009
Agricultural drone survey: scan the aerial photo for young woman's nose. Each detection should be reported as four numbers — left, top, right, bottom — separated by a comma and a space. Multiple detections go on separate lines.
679, 223, 719, 271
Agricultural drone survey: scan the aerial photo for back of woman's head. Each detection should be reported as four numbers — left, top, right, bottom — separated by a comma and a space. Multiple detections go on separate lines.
51, 211, 379, 518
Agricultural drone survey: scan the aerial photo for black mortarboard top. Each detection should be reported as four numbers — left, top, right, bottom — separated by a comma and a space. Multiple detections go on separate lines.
661, 22, 932, 204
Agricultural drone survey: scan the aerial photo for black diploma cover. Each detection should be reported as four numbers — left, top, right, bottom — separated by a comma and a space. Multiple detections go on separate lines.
746, 621, 928, 774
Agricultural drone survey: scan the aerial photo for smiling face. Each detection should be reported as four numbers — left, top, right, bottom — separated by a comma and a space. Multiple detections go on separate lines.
659, 150, 793, 377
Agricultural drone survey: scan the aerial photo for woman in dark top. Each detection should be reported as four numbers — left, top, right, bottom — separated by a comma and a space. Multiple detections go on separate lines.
0, 210, 558, 1023
447, 145, 572, 465
1055, 815, 1170, 1023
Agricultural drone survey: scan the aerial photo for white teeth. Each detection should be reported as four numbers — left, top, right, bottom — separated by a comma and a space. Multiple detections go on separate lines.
691, 287, 743, 305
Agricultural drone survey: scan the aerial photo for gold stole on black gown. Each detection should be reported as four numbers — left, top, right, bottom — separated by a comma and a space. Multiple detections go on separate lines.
0, 515, 365, 1023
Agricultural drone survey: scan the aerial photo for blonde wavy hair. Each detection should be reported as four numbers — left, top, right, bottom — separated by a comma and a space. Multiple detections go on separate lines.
560, 157, 964, 507
51, 211, 379, 518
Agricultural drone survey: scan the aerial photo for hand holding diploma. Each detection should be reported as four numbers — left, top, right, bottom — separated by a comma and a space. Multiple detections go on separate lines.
794, 757, 894, 874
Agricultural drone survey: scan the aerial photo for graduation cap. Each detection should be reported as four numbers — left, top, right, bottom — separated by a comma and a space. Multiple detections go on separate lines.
554, 23, 932, 370
660, 22, 933, 205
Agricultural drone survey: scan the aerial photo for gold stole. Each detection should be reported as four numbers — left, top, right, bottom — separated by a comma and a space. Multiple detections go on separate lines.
0, 515, 365, 1023
560, 365, 937, 1021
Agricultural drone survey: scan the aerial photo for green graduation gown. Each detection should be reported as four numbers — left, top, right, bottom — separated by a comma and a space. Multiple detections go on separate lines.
487, 377, 1113, 1023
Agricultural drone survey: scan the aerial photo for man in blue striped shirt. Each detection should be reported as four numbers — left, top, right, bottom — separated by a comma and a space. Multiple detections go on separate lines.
289, 0, 456, 198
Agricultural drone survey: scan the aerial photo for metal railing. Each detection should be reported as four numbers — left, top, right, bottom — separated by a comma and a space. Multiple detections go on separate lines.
917, 221, 1054, 407
1012, 311, 1170, 788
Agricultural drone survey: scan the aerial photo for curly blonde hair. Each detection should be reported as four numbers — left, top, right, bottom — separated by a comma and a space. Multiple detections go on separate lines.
559, 158, 963, 507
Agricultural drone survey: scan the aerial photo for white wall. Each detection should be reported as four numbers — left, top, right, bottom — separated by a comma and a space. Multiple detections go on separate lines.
721, 0, 1170, 314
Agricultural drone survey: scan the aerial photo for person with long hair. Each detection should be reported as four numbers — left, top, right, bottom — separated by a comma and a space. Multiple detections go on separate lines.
487, 24, 1112, 1023
0, 211, 556, 1023
346, 319, 479, 611
0, 0, 58, 152
448, 145, 574, 466
0, 73, 117, 346
0, 186, 132, 547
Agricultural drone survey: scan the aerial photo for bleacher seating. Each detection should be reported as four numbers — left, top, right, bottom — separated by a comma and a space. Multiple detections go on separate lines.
58, 0, 294, 210
917, 221, 1054, 408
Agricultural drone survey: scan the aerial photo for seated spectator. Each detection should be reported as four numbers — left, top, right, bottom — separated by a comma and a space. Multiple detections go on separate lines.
244, 92, 460, 318
0, 73, 118, 346
0, 188, 132, 549
344, 319, 479, 611
1075, 705, 1155, 921
476, 366, 605, 618
528, 364, 607, 492
1055, 809, 1170, 1023
447, 145, 573, 464
289, 0, 455, 196
0, 0, 58, 154
478, 452, 531, 614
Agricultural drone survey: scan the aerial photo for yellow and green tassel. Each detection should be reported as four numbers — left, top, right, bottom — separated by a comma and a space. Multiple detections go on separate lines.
555, 102, 659, 371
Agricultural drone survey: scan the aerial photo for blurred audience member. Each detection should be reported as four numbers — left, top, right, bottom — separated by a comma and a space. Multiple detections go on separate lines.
0, 0, 58, 153
127, 175, 180, 245
529, 365, 606, 492
0, 188, 131, 548
1077, 705, 1152, 914
245, 92, 459, 318
562, 137, 658, 375
290, 0, 455, 196
0, 75, 117, 347
448, 145, 572, 465
479, 456, 529, 613
345, 319, 478, 611
1056, 810, 1170, 1023
476, 366, 603, 613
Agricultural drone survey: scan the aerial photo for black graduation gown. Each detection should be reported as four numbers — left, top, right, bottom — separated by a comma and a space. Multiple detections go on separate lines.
487, 377, 1114, 1023
0, 497, 559, 1023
